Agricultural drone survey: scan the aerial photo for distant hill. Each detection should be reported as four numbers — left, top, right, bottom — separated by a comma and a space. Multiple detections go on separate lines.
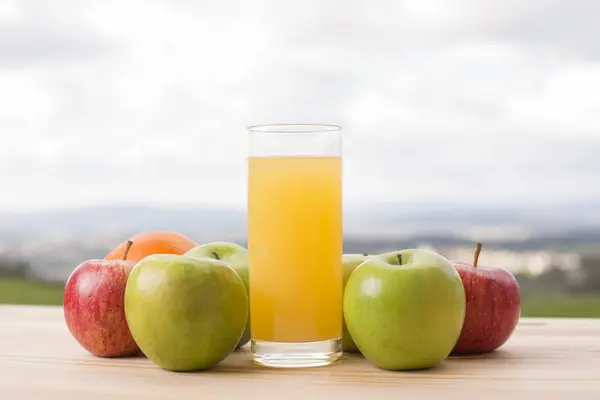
0, 205, 246, 243
1, 200, 600, 242
1, 201, 600, 283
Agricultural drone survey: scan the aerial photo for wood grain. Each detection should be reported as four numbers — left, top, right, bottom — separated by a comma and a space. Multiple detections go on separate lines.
0, 305, 599, 399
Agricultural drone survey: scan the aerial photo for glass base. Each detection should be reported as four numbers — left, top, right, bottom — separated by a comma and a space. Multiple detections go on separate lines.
251, 338, 342, 368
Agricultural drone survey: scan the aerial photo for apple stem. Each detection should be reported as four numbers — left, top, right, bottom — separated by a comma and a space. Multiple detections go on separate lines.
473, 242, 483, 268
122, 240, 133, 261
396, 254, 402, 265
211, 251, 220, 261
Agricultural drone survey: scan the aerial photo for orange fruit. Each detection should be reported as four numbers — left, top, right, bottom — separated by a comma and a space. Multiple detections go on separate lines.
105, 231, 198, 263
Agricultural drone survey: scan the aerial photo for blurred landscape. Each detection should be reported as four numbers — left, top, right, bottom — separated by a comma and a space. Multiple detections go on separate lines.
2, 1, 600, 319
2, 201, 600, 317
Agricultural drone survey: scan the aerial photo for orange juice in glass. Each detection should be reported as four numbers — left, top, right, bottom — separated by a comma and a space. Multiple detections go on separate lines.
247, 124, 343, 368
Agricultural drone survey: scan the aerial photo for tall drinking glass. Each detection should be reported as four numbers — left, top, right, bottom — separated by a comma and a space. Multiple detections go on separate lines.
247, 124, 343, 368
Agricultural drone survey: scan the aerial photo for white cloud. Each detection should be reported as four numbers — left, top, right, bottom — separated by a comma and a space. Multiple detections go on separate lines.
1, 0, 600, 211
507, 61, 600, 134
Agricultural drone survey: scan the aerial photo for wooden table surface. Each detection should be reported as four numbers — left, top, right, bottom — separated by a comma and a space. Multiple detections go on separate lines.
0, 305, 599, 399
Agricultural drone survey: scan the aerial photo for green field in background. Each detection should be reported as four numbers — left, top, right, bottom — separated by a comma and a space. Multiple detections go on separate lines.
1, 277, 600, 317
0, 277, 64, 305
521, 295, 600, 318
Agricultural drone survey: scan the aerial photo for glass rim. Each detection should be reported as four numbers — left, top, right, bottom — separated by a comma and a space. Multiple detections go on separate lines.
247, 123, 341, 134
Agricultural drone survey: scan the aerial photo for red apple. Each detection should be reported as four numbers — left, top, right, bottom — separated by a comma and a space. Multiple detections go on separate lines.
63, 241, 140, 357
450, 242, 521, 355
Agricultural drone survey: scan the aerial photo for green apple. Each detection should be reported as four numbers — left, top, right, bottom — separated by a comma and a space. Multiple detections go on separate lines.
185, 241, 250, 349
343, 249, 466, 370
342, 253, 374, 353
124, 254, 248, 372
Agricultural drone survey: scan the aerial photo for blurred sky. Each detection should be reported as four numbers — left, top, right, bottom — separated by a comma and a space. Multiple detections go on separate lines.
1, 0, 600, 212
